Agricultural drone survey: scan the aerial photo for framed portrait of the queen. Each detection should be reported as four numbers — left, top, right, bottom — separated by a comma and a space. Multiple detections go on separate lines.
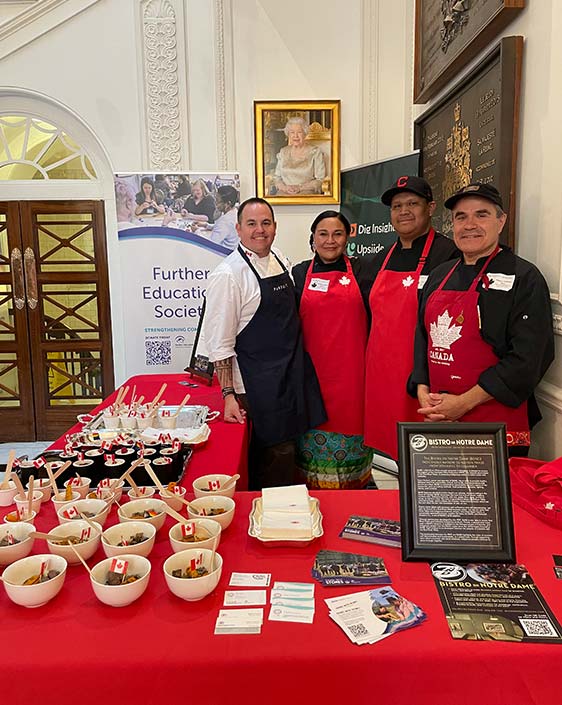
254, 100, 341, 206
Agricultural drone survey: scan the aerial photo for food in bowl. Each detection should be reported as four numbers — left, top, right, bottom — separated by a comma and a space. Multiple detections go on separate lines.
130, 509, 161, 519
22, 569, 61, 585
49, 534, 87, 546
171, 566, 209, 579
105, 570, 142, 586
117, 532, 148, 546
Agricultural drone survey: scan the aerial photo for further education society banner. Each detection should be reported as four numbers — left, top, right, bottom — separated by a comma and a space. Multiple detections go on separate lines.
114, 172, 240, 376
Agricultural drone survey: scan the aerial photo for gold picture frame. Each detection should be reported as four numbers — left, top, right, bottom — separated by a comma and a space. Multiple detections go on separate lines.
254, 100, 341, 206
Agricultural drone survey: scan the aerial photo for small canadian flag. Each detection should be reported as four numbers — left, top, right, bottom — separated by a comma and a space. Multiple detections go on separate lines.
99, 478, 111, 488
172, 440, 181, 453
33, 456, 46, 468
96, 486, 105, 498
119, 535, 129, 546
110, 558, 129, 575
162, 409, 171, 417
64, 443, 73, 454
190, 553, 203, 571
63, 505, 79, 519
6, 532, 15, 545
17, 505, 28, 520
80, 527, 91, 542
173, 485, 182, 495
208, 480, 221, 491
101, 440, 113, 451
104, 454, 114, 464
77, 452, 85, 462
39, 560, 49, 578
138, 449, 145, 458
181, 523, 196, 538
70, 476, 82, 486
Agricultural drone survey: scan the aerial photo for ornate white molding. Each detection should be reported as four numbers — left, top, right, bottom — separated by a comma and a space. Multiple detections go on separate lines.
213, 0, 236, 171
0, 0, 101, 61
141, 0, 182, 170
360, 0, 379, 162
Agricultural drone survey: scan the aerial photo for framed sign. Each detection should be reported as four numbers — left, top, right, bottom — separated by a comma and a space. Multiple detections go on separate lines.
414, 36, 523, 250
398, 422, 515, 563
254, 100, 340, 206
414, 0, 525, 104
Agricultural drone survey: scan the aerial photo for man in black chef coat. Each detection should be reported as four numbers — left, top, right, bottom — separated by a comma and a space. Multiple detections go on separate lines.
411, 183, 554, 455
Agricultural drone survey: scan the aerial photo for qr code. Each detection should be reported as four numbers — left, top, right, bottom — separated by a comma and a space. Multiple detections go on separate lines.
348, 623, 369, 638
145, 339, 172, 366
519, 618, 559, 638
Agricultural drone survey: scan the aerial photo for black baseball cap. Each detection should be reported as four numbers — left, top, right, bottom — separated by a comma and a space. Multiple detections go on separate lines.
381, 175, 434, 206
444, 183, 504, 211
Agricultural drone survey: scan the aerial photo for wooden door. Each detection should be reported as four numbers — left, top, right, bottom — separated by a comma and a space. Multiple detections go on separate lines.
0, 201, 114, 441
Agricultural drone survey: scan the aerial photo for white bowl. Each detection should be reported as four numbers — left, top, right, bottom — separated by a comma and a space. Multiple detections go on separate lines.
2, 553, 67, 607
192, 474, 236, 499
97, 479, 124, 502
51, 490, 80, 512
63, 477, 92, 500
187, 496, 235, 530
163, 548, 222, 601
127, 486, 156, 500
57, 498, 111, 527
3, 509, 36, 524
26, 478, 52, 503
47, 520, 102, 565
90, 554, 151, 607
168, 519, 221, 554
101, 521, 156, 558
159, 485, 187, 512
117, 498, 167, 531
0, 522, 35, 565
0, 480, 18, 507
14, 491, 42, 515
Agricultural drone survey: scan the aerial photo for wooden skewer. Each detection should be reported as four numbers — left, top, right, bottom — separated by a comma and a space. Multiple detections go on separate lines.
130, 385, 137, 408
147, 383, 167, 414
173, 393, 191, 418
52, 461, 71, 482
27, 475, 34, 516
144, 462, 191, 509
163, 504, 188, 524
0, 450, 16, 490
78, 511, 101, 535
12, 472, 26, 499
29, 530, 67, 542
123, 471, 142, 498
114, 384, 129, 410
216, 474, 240, 492
68, 543, 92, 575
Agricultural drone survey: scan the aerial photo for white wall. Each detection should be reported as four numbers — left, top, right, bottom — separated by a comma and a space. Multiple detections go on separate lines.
0, 0, 416, 385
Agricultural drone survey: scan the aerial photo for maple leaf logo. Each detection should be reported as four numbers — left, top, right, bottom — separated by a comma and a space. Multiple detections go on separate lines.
429, 310, 462, 349
339, 275, 351, 286
402, 275, 415, 288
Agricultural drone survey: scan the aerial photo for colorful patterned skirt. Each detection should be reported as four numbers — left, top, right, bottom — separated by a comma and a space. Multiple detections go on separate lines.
296, 430, 373, 489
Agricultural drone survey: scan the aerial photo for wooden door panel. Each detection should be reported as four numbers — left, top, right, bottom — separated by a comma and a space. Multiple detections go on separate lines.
0, 204, 35, 440
20, 201, 114, 439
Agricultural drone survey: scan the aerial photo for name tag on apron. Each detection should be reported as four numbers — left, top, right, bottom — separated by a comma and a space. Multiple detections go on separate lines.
308, 277, 329, 293
487, 273, 515, 291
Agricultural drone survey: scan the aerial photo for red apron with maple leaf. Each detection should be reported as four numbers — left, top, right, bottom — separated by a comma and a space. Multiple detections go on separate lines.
364, 229, 436, 458
425, 247, 530, 446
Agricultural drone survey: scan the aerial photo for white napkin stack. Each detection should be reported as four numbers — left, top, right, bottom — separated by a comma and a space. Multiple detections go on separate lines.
260, 485, 313, 539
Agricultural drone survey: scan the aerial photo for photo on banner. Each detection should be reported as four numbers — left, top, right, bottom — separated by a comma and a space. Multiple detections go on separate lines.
340, 152, 420, 258
114, 172, 240, 377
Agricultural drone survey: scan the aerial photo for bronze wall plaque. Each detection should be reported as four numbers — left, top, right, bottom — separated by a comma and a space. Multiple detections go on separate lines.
414, 36, 522, 249
414, 0, 525, 104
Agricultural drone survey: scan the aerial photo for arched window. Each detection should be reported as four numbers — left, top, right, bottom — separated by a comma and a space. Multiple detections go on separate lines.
0, 115, 97, 180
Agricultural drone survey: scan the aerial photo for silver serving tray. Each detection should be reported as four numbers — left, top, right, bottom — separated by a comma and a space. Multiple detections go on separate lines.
248, 497, 323, 547
81, 405, 211, 433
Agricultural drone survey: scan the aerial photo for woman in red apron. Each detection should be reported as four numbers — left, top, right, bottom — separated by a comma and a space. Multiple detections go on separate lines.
292, 211, 372, 488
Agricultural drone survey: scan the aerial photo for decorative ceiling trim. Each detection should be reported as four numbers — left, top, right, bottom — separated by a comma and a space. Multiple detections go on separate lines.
213, 0, 236, 171
0, 0, 101, 61
140, 0, 182, 170
361, 0, 379, 162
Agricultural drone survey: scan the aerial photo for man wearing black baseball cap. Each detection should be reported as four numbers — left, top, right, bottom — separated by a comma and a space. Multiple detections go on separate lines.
411, 182, 554, 455
363, 175, 459, 459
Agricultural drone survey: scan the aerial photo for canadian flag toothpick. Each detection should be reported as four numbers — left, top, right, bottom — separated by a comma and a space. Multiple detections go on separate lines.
33, 456, 46, 468
208, 480, 221, 491
63, 506, 79, 519
110, 558, 129, 575
181, 523, 196, 538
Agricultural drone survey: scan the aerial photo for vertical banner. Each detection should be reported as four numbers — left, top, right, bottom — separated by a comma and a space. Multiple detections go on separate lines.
340, 152, 420, 257
114, 172, 240, 376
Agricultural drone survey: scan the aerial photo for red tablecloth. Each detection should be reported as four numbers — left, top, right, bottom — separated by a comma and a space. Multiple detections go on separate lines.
48, 373, 249, 489
1, 490, 561, 705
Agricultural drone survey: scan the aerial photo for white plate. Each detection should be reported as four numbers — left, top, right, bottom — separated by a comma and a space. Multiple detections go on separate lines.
248, 497, 323, 547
